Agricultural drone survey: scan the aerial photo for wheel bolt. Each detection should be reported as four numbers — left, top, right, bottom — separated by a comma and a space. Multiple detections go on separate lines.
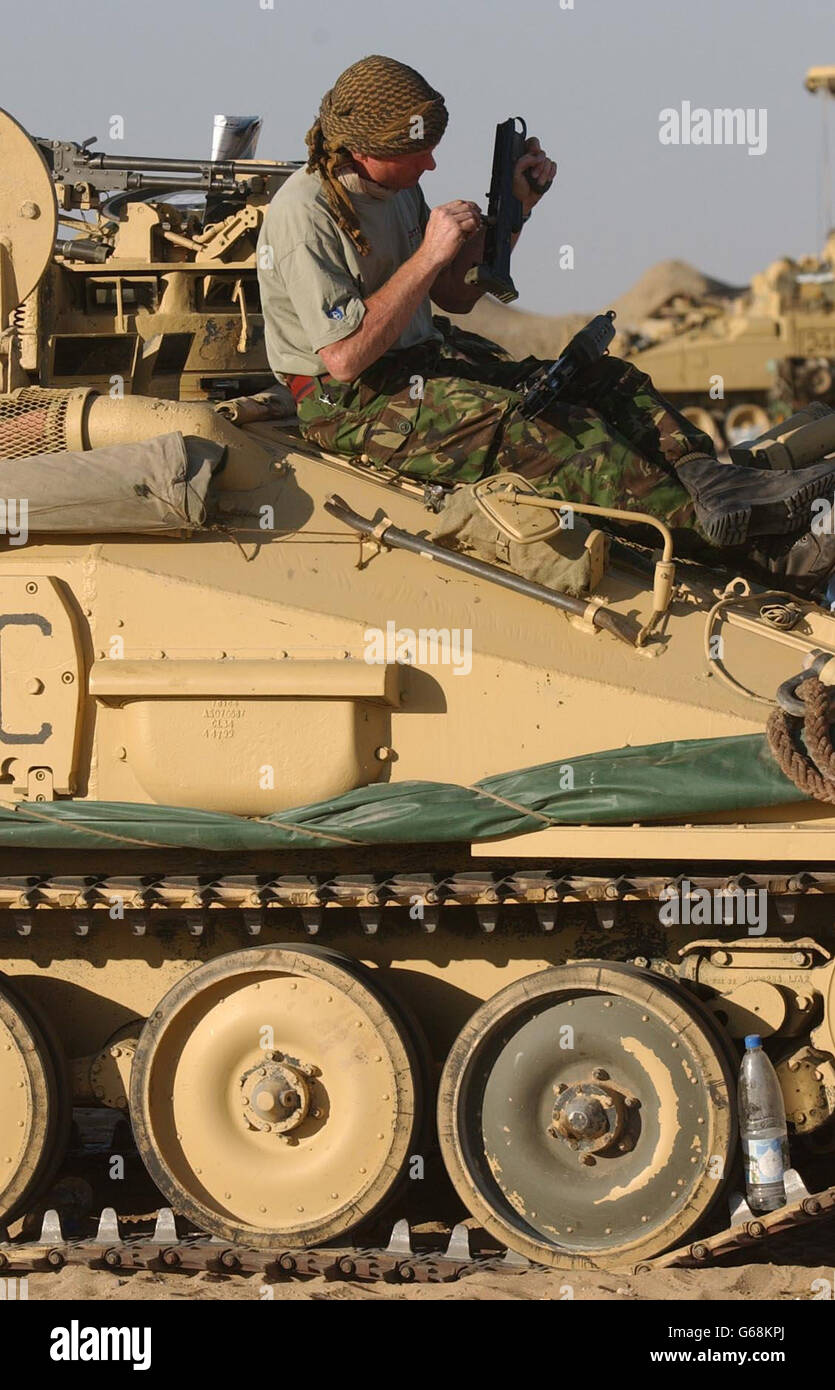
579, 1153, 596, 1166
592, 1068, 609, 1081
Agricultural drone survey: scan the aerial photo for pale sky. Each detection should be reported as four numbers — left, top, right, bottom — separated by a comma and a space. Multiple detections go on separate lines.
3, 0, 834, 313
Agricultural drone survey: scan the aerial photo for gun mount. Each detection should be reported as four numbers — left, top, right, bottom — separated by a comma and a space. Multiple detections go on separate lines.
1, 108, 302, 400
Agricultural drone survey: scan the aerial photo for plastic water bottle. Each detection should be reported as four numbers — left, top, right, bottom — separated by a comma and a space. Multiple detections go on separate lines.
738, 1034, 789, 1213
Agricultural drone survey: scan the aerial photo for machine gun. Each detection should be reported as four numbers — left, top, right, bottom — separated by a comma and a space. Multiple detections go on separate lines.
0, 106, 299, 399
465, 116, 553, 304
31, 129, 303, 266
35, 135, 302, 211
519, 310, 617, 418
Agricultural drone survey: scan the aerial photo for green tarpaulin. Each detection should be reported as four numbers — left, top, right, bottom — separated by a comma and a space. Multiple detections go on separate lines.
0, 732, 809, 851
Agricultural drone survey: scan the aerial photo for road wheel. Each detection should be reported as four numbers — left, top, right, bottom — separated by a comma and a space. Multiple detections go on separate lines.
724, 402, 771, 448
438, 962, 736, 1268
0, 976, 69, 1224
681, 405, 723, 450
130, 946, 423, 1248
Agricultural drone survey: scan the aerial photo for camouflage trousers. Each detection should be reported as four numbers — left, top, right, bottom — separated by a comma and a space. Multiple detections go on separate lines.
296, 318, 713, 535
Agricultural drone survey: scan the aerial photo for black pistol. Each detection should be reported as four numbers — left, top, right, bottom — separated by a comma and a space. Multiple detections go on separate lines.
520, 310, 617, 418
465, 116, 552, 305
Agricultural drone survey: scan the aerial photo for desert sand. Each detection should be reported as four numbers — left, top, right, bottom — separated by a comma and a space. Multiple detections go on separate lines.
21, 1254, 833, 1302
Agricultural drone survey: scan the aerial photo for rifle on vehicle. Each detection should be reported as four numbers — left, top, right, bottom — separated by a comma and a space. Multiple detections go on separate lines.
465, 116, 553, 304
520, 310, 617, 418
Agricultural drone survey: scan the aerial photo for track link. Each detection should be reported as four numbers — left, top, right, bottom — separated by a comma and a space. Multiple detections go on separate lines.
2, 1185, 834, 1281
642, 1181, 835, 1270
0, 1210, 525, 1283
0, 867, 829, 935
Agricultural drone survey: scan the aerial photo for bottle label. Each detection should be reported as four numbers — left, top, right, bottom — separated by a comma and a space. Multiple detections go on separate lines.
743, 1136, 789, 1184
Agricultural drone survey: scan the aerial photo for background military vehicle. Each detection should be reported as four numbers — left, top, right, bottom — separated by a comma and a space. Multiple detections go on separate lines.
623, 67, 835, 450
6, 105, 835, 1281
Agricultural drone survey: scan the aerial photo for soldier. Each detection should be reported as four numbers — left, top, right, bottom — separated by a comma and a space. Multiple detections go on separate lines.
258, 54, 835, 558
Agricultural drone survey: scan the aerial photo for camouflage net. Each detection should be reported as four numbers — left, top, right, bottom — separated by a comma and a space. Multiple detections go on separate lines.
0, 386, 80, 460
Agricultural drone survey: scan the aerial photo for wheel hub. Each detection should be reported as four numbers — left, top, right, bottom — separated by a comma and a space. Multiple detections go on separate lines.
550, 1081, 626, 1153
239, 1053, 314, 1136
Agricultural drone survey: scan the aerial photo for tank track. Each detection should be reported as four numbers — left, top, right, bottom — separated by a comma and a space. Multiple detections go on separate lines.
640, 1182, 835, 1271
0, 1209, 528, 1283
2, 864, 834, 1282
2, 1184, 835, 1281
0, 866, 829, 933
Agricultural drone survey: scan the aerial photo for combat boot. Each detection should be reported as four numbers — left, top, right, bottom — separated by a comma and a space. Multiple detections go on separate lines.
675, 452, 835, 547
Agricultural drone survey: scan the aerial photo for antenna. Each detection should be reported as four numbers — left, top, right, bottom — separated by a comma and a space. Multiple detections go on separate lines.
805, 67, 835, 249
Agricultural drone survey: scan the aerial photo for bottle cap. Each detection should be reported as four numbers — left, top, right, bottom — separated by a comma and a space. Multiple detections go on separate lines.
744, 1034, 762, 1049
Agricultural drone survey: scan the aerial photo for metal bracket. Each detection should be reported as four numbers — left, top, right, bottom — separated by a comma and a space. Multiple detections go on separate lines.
26, 766, 54, 801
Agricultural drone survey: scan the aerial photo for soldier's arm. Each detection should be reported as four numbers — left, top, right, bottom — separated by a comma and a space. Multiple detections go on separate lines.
430, 143, 556, 314
430, 227, 487, 314
431, 220, 534, 313
319, 201, 480, 382
318, 250, 444, 382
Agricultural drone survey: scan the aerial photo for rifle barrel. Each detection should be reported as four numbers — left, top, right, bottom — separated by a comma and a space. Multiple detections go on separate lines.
88, 154, 300, 177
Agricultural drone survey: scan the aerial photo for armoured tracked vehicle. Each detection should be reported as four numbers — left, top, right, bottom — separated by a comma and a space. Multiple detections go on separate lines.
625, 67, 835, 452
624, 235, 835, 451
6, 107, 835, 1279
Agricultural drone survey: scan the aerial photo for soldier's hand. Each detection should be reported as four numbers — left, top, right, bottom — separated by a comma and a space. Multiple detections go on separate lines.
514, 137, 556, 215
421, 200, 482, 269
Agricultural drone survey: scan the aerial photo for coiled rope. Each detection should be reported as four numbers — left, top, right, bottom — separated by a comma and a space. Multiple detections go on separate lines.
766, 674, 835, 802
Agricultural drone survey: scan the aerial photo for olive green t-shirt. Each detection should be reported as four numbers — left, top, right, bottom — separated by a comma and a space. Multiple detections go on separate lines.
257, 166, 442, 378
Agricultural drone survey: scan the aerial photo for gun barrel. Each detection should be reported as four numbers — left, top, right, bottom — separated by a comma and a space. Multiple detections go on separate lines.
35, 137, 303, 195
90, 154, 300, 177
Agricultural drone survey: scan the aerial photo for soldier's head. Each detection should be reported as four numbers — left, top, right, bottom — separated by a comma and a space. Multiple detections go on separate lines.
306, 55, 448, 251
